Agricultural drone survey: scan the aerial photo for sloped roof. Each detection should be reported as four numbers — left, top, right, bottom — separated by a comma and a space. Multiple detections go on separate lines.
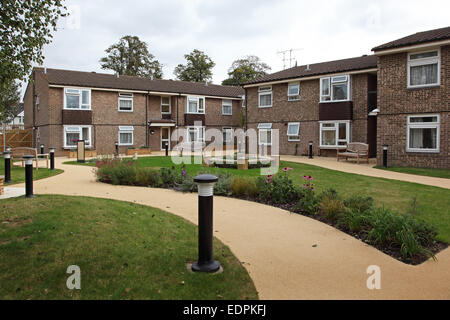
244, 55, 377, 86
372, 26, 450, 52
36, 68, 244, 98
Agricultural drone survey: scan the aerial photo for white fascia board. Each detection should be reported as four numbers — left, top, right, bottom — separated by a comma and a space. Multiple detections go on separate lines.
373, 40, 450, 56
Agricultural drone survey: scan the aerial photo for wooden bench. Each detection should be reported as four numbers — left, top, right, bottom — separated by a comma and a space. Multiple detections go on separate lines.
11, 147, 49, 171
0, 175, 4, 195
337, 142, 369, 164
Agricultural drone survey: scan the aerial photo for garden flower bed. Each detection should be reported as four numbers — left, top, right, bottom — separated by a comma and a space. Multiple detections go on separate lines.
93, 158, 447, 265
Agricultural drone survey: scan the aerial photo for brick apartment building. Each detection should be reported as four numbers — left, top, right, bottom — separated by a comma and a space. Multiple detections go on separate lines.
243, 26, 449, 169
23, 68, 244, 156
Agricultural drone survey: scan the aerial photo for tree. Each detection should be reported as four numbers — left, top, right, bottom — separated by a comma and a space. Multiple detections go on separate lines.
0, 80, 21, 124
100, 36, 163, 79
222, 55, 271, 86
0, 0, 67, 84
174, 50, 215, 82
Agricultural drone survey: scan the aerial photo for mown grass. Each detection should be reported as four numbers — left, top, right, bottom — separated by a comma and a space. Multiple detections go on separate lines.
0, 157, 63, 185
0, 195, 258, 300
65, 156, 450, 243
374, 166, 450, 179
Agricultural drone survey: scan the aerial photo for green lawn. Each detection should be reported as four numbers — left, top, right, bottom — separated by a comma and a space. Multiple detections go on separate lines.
0, 157, 63, 185
65, 156, 450, 243
0, 195, 257, 300
374, 166, 450, 179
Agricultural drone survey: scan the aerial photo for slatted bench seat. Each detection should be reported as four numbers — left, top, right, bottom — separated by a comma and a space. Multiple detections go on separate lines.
337, 142, 369, 164
11, 147, 49, 171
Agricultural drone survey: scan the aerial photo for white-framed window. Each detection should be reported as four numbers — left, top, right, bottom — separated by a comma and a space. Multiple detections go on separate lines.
118, 126, 134, 146
222, 127, 233, 144
161, 96, 171, 114
319, 121, 350, 148
64, 126, 92, 148
186, 126, 205, 143
287, 122, 300, 141
406, 114, 440, 153
320, 75, 350, 102
118, 93, 133, 112
258, 123, 272, 145
186, 96, 205, 114
288, 83, 300, 101
407, 50, 440, 88
64, 88, 91, 110
222, 100, 233, 115
258, 86, 272, 108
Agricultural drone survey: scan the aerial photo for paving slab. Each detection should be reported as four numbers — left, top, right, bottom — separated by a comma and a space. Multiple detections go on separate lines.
0, 187, 25, 200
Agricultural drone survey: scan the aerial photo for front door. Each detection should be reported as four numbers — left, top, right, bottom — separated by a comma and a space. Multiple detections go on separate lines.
161, 127, 170, 150
367, 116, 377, 158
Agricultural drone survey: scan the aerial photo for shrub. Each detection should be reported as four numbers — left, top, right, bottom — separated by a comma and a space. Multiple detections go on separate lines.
318, 188, 339, 202
344, 195, 374, 213
319, 197, 346, 222
337, 208, 370, 233
295, 175, 318, 214
214, 173, 233, 196
231, 177, 258, 198
257, 171, 299, 204
159, 167, 179, 187
135, 168, 162, 187
178, 174, 197, 193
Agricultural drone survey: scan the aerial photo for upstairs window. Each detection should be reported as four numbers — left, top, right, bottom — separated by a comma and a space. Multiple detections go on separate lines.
407, 115, 440, 153
258, 86, 272, 108
222, 100, 232, 115
320, 75, 350, 102
161, 96, 171, 114
408, 50, 440, 88
118, 126, 134, 146
187, 96, 205, 114
118, 93, 133, 112
64, 88, 91, 110
287, 122, 300, 141
288, 83, 300, 101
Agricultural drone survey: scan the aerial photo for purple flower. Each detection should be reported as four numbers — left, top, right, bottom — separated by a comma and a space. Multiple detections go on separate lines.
182, 169, 187, 177
282, 167, 293, 172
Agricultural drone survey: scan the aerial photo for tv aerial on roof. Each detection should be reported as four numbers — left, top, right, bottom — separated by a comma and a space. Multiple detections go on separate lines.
277, 48, 303, 70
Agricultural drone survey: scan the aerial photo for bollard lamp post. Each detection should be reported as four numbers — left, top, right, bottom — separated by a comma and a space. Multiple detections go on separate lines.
115, 142, 119, 158
382, 145, 388, 168
49, 148, 55, 170
165, 142, 169, 157
4, 151, 11, 183
192, 174, 221, 273
40, 144, 45, 155
309, 141, 313, 159
23, 155, 35, 198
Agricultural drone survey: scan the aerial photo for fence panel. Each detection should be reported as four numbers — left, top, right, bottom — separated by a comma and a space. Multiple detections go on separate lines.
0, 128, 33, 150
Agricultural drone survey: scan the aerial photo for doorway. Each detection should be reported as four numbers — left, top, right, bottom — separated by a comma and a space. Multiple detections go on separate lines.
160, 127, 170, 150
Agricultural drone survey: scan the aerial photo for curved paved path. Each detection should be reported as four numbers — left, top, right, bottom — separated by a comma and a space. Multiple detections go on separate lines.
16, 158, 450, 299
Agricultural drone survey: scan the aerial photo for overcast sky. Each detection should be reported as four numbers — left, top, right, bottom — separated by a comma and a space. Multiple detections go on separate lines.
26, 0, 450, 97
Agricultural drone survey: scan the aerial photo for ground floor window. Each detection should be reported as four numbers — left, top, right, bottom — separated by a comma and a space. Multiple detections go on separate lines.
319, 121, 350, 148
407, 114, 440, 152
258, 123, 272, 146
287, 122, 300, 141
118, 126, 134, 146
186, 126, 205, 143
222, 127, 233, 144
64, 126, 92, 148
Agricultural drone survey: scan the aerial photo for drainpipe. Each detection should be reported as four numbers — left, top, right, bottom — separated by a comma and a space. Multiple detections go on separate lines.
146, 91, 149, 147
244, 88, 248, 155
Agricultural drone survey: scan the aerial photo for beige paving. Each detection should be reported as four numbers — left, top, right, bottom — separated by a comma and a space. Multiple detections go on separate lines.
14, 157, 450, 300
281, 155, 450, 189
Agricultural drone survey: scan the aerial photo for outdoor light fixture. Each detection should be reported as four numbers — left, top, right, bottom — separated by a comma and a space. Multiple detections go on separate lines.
49, 148, 55, 170
382, 144, 388, 168
150, 129, 155, 135
77, 140, 86, 163
3, 151, 11, 183
23, 155, 35, 198
40, 144, 44, 154
115, 142, 119, 157
309, 141, 313, 159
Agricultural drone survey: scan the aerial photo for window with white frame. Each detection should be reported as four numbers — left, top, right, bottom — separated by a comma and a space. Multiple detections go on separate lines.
320, 75, 350, 102
64, 126, 92, 148
408, 50, 440, 88
186, 126, 205, 143
118, 93, 133, 112
287, 122, 300, 141
258, 123, 272, 145
64, 88, 91, 110
320, 121, 350, 147
258, 86, 272, 108
187, 96, 205, 114
222, 100, 233, 115
407, 115, 440, 152
161, 96, 171, 114
222, 127, 233, 144
118, 126, 134, 146
288, 83, 300, 101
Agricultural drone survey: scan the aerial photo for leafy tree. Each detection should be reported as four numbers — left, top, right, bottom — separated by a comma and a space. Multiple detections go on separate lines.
174, 49, 215, 82
0, 80, 21, 124
0, 0, 67, 84
222, 55, 271, 86
100, 36, 163, 79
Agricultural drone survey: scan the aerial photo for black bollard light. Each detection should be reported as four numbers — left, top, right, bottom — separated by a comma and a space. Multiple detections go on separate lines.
23, 155, 35, 198
165, 142, 169, 157
309, 141, 313, 159
115, 142, 119, 157
192, 174, 221, 273
40, 144, 45, 155
49, 148, 55, 170
383, 144, 388, 168
4, 151, 12, 183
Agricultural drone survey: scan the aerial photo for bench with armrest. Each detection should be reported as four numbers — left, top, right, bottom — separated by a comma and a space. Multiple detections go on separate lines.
337, 142, 369, 164
10, 147, 49, 170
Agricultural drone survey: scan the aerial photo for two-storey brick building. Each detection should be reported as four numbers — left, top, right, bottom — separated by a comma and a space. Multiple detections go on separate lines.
373, 26, 449, 169
23, 68, 244, 156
